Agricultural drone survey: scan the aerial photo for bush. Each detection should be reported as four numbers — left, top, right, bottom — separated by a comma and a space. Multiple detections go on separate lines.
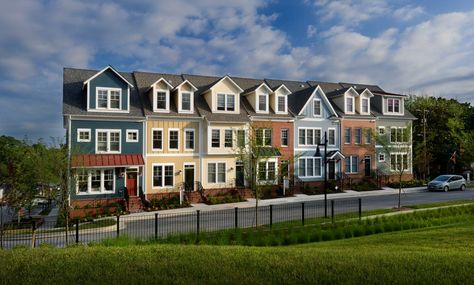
150, 196, 190, 210
352, 180, 379, 191
387, 179, 427, 188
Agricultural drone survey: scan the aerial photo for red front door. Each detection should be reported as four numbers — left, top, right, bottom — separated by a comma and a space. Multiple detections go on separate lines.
126, 172, 137, 196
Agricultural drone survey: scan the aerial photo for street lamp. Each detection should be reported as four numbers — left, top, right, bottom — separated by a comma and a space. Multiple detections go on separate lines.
315, 131, 328, 218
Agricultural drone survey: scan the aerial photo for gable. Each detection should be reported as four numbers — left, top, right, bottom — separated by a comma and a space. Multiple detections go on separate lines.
87, 68, 130, 111
301, 88, 332, 118
211, 77, 243, 94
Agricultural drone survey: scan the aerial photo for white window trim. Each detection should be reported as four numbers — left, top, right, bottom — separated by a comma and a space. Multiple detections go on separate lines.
76, 168, 116, 194
390, 153, 409, 172
378, 126, 386, 135
96, 87, 122, 111
95, 129, 121, 154
154, 88, 170, 112
275, 94, 288, 114
209, 128, 221, 149
215, 93, 237, 113
360, 97, 370, 115
385, 97, 403, 115
345, 95, 355, 114
77, 128, 91, 143
207, 161, 227, 184
179, 91, 194, 113
328, 128, 336, 146
257, 128, 272, 147
152, 163, 175, 189
126, 129, 139, 143
183, 163, 196, 190
168, 128, 180, 151
345, 156, 358, 174
281, 128, 289, 147
256, 93, 269, 113
379, 153, 385, 162
184, 128, 195, 151
354, 128, 362, 145
258, 158, 278, 183
224, 129, 234, 148
313, 98, 322, 117
298, 127, 322, 146
298, 157, 322, 178
344, 128, 351, 144
390, 127, 409, 144
151, 128, 163, 151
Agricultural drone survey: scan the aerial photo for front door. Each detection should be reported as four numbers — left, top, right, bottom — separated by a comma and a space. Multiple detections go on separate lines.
236, 161, 245, 187
184, 164, 194, 191
328, 160, 336, 180
364, 156, 371, 177
126, 171, 137, 196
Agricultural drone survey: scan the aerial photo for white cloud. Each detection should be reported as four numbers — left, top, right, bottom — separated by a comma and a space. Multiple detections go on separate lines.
307, 25, 317, 38
393, 5, 425, 21
311, 0, 389, 25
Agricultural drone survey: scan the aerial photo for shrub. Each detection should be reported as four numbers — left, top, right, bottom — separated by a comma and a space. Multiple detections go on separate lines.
352, 181, 379, 191
387, 179, 427, 188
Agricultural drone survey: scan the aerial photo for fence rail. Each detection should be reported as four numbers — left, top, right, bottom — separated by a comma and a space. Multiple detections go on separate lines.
0, 198, 362, 249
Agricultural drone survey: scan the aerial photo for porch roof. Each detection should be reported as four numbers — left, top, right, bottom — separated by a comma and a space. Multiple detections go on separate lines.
326, 150, 345, 160
72, 154, 144, 168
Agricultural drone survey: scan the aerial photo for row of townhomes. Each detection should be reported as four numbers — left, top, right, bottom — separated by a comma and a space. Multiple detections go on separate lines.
63, 66, 416, 211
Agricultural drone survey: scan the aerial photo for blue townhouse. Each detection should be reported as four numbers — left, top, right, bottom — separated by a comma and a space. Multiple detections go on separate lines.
63, 66, 145, 212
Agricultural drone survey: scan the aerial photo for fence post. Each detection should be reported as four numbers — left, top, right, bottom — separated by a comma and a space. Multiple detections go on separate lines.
31, 221, 36, 248
270, 205, 273, 228
302, 202, 305, 226
234, 207, 238, 229
155, 213, 158, 240
358, 198, 362, 220
196, 210, 200, 239
116, 215, 120, 238
75, 219, 79, 244
331, 200, 335, 223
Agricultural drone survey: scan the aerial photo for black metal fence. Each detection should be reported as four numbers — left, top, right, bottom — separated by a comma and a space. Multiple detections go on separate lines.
0, 198, 362, 249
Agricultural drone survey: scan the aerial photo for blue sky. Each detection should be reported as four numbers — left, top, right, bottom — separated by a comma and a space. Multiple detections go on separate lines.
1, 0, 474, 141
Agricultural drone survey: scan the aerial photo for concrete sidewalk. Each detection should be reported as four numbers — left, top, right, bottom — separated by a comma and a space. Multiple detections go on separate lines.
133, 186, 427, 216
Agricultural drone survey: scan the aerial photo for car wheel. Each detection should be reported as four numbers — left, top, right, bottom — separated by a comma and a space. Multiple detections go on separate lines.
460, 184, 466, 191
444, 186, 449, 192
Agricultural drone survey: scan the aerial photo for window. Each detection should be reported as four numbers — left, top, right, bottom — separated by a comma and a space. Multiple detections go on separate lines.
355, 128, 361, 144
361, 98, 369, 113
181, 92, 192, 112
281, 129, 289, 146
298, 158, 322, 177
153, 164, 174, 187
185, 129, 195, 150
76, 169, 115, 193
299, 129, 305, 145
77, 129, 91, 142
156, 91, 167, 110
390, 127, 408, 143
307, 129, 314, 145
346, 96, 354, 113
258, 94, 268, 112
224, 129, 233, 148
211, 129, 220, 148
365, 128, 371, 144
277, 95, 286, 113
379, 153, 385, 162
237, 130, 246, 147
390, 154, 409, 171
387, 98, 401, 114
126, 130, 139, 143
256, 129, 272, 146
378, 127, 385, 135
152, 129, 163, 150
345, 156, 358, 174
298, 128, 322, 146
96, 130, 120, 153
313, 99, 321, 116
169, 129, 179, 150
208, 162, 226, 183
328, 128, 336, 146
344, 128, 351, 144
96, 88, 121, 110
258, 161, 277, 181
217, 93, 235, 111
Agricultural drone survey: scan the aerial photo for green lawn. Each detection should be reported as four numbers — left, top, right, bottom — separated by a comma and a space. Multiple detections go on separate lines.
1, 221, 473, 284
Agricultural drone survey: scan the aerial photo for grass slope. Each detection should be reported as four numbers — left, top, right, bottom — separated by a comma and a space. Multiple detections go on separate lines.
1, 222, 473, 285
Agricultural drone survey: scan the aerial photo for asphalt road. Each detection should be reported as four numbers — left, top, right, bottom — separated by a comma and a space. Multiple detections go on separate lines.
2, 188, 473, 249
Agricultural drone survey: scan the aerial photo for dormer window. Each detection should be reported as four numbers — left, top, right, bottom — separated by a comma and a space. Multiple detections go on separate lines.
217, 93, 235, 111
181, 92, 192, 112
361, 98, 369, 113
97, 88, 121, 110
156, 91, 167, 110
386, 98, 402, 114
175, 80, 197, 113
277, 95, 286, 113
346, 96, 354, 113
313, 99, 321, 117
257, 94, 268, 112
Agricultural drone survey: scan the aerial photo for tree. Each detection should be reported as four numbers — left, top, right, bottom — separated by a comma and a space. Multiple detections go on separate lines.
374, 123, 412, 210
233, 122, 282, 227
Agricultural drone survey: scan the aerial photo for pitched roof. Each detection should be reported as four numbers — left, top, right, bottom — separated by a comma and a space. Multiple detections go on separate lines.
63, 68, 144, 118
287, 86, 318, 114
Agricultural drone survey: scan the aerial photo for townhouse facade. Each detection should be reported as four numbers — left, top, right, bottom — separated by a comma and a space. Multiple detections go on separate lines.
63, 65, 416, 212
